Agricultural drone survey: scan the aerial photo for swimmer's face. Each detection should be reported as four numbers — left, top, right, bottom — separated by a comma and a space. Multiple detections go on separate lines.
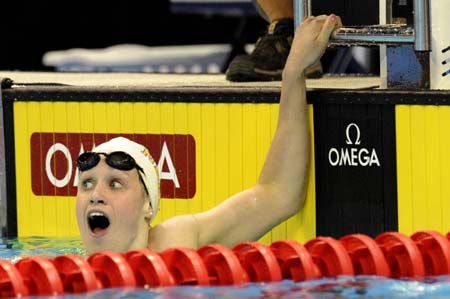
76, 157, 152, 255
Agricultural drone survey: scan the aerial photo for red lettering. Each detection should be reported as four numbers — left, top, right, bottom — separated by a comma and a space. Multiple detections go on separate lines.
30, 133, 196, 199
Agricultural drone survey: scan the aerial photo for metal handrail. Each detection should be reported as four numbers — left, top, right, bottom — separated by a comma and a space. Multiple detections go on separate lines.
293, 0, 430, 51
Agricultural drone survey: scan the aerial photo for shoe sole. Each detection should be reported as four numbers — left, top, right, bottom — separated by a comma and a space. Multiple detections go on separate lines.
226, 55, 323, 82
227, 68, 323, 82
226, 64, 283, 82
227, 69, 283, 82
306, 70, 323, 79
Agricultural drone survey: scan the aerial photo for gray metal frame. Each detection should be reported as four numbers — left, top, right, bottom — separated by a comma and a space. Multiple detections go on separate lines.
294, 0, 429, 50
293, 0, 431, 89
0, 79, 7, 237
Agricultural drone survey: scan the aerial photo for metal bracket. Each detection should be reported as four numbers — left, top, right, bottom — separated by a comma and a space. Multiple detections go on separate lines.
0, 77, 12, 237
293, 0, 432, 89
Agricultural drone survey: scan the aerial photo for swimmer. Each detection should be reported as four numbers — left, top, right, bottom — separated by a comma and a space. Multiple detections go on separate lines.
76, 14, 342, 255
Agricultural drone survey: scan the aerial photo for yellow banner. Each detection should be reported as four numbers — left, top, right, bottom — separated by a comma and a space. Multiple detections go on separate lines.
13, 101, 316, 244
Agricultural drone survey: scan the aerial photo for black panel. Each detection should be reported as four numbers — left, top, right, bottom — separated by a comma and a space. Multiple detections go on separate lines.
1, 81, 17, 237
314, 101, 397, 238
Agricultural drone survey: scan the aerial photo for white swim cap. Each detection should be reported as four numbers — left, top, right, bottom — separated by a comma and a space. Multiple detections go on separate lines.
93, 137, 160, 222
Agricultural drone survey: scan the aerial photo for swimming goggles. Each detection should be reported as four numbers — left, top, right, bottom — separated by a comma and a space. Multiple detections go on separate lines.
77, 151, 148, 195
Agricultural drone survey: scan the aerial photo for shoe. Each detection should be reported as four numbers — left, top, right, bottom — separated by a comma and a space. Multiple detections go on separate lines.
226, 18, 323, 82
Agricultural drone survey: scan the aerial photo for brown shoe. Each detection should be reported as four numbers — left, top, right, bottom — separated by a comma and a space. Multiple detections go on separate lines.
226, 18, 323, 82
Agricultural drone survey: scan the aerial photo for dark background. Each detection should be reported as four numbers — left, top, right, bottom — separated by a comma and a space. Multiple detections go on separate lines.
0, 0, 383, 72
313, 102, 398, 238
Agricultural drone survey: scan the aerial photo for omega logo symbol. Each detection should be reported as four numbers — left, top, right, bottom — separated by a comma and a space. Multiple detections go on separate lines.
328, 123, 381, 167
345, 123, 361, 145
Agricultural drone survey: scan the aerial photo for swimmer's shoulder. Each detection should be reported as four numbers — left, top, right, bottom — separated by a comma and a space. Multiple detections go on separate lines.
147, 214, 201, 252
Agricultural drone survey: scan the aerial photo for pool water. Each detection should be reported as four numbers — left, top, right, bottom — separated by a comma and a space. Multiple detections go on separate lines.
2, 237, 450, 299
0, 237, 85, 263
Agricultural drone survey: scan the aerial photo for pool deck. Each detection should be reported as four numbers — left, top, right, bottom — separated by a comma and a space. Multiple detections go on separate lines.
0, 71, 380, 91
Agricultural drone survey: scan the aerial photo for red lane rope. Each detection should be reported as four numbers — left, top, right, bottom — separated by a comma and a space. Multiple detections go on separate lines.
270, 240, 320, 281
305, 237, 354, 276
125, 249, 175, 287
160, 247, 210, 286
198, 244, 249, 285
2, 230, 450, 297
53, 255, 99, 293
340, 234, 391, 276
375, 232, 425, 278
233, 242, 282, 282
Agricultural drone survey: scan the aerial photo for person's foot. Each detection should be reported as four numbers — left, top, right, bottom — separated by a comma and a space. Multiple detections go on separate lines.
226, 18, 323, 82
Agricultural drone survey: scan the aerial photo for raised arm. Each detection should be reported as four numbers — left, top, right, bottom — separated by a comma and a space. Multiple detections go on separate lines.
150, 15, 340, 251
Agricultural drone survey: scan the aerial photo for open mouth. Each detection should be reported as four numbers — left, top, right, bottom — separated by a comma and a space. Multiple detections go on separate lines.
87, 211, 110, 235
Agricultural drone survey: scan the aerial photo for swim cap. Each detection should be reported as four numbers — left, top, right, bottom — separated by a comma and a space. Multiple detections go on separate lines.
93, 137, 160, 222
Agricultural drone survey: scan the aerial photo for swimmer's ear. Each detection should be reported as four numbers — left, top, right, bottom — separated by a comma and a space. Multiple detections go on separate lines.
145, 212, 153, 223
144, 201, 153, 222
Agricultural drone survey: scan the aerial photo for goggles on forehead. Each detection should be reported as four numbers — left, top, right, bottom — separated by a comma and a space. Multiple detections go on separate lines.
77, 151, 148, 195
